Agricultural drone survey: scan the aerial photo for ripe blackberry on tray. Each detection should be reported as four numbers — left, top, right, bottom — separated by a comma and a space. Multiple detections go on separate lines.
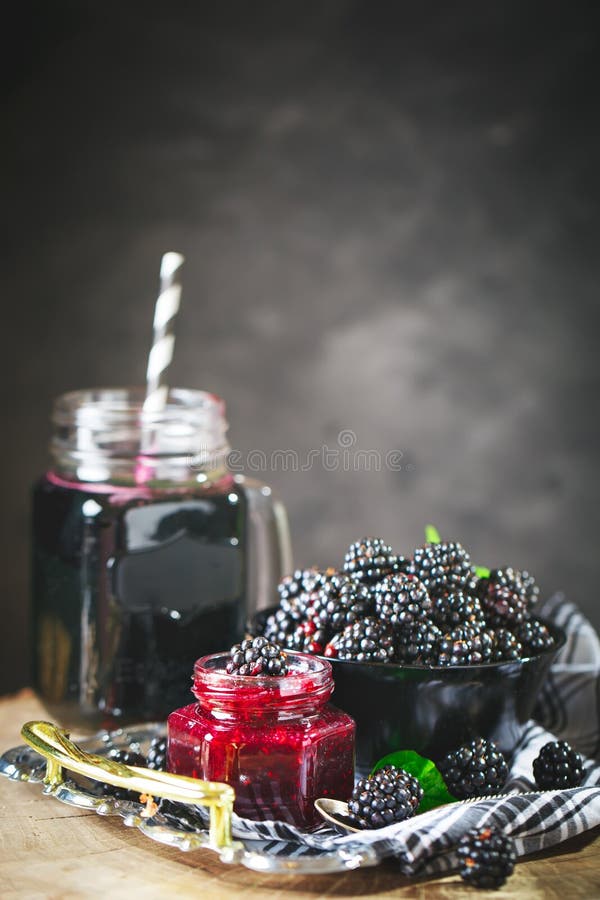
146, 736, 167, 771
533, 740, 585, 790
476, 567, 532, 627
226, 637, 289, 676
513, 617, 555, 654
343, 537, 402, 584
324, 616, 396, 662
374, 573, 432, 629
409, 541, 474, 597
101, 749, 147, 801
348, 765, 423, 828
457, 826, 516, 889
438, 738, 508, 799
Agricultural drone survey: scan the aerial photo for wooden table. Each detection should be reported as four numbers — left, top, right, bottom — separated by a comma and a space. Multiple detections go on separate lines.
1, 691, 599, 899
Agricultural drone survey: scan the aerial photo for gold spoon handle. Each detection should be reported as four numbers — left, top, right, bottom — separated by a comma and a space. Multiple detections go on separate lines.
21, 720, 234, 848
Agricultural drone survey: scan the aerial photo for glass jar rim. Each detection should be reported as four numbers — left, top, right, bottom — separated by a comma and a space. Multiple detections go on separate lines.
192, 651, 334, 710
53, 386, 226, 427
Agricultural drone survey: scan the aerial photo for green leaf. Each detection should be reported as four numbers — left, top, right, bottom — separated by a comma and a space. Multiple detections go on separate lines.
424, 524, 441, 544
475, 565, 490, 579
371, 749, 457, 813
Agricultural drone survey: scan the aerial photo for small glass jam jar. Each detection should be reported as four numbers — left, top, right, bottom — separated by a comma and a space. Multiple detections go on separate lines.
167, 652, 355, 828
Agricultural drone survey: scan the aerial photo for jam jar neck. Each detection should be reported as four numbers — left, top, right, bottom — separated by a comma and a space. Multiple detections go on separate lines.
192, 652, 335, 720
49, 387, 231, 487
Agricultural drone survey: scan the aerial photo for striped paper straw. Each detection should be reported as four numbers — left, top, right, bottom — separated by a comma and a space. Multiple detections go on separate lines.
143, 251, 185, 413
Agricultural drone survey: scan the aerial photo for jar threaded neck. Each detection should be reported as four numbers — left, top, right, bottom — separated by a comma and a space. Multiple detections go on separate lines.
192, 652, 334, 714
50, 387, 230, 485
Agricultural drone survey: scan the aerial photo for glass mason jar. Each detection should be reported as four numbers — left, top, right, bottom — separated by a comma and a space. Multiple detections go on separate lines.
167, 652, 355, 828
32, 387, 291, 730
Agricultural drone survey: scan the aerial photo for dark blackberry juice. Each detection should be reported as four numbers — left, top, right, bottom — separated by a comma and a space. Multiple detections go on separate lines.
31, 388, 290, 730
33, 473, 248, 728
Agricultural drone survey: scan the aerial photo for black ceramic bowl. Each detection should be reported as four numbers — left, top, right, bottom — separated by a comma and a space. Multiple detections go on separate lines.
250, 608, 565, 775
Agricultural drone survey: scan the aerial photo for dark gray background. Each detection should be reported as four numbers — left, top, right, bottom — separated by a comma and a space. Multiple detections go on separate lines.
2, 1, 599, 693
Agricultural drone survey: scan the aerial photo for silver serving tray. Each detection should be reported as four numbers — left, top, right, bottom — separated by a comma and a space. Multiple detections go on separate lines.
0, 721, 380, 874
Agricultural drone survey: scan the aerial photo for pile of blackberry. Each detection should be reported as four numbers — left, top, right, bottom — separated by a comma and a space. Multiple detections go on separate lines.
226, 636, 289, 676
147, 735, 167, 771
257, 535, 554, 667
100, 736, 168, 801
99, 749, 147, 801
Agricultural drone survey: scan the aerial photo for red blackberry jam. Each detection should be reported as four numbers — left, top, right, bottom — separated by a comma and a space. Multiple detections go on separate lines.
167, 652, 355, 828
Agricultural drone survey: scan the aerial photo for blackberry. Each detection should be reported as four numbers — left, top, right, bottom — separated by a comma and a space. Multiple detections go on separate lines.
374, 574, 432, 629
434, 627, 473, 666
100, 749, 146, 801
287, 619, 330, 655
396, 620, 442, 665
477, 568, 531, 627
324, 616, 396, 663
473, 628, 495, 664
226, 637, 289, 676
438, 738, 508, 799
277, 567, 324, 618
520, 570, 540, 609
307, 573, 374, 633
435, 623, 493, 666
392, 555, 411, 576
513, 617, 555, 655
348, 765, 423, 828
343, 537, 400, 584
262, 606, 302, 647
409, 541, 474, 598
278, 567, 322, 605
491, 628, 524, 662
532, 740, 584, 789
432, 590, 485, 630
147, 736, 167, 772
457, 826, 516, 889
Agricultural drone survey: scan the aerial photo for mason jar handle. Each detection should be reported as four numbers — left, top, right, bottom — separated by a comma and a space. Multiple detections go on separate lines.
21, 720, 234, 849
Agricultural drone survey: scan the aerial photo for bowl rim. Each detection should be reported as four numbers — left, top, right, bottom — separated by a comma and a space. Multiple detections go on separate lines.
250, 607, 567, 673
